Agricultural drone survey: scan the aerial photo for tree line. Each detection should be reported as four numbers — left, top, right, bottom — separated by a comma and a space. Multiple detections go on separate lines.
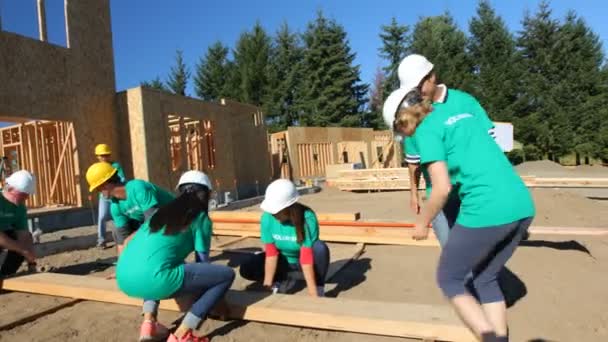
142, 1, 608, 164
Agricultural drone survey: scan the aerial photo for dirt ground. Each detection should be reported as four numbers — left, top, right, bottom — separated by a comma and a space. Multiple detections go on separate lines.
1, 162, 607, 341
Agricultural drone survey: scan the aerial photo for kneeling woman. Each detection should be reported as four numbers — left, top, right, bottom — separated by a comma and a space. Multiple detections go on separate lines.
240, 179, 330, 297
116, 172, 234, 342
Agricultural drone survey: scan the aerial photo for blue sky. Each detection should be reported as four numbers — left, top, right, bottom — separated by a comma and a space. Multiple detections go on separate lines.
1, 0, 607, 96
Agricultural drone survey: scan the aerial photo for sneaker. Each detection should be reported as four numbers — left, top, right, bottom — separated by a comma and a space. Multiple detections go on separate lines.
96, 241, 107, 249
139, 320, 169, 341
167, 331, 209, 342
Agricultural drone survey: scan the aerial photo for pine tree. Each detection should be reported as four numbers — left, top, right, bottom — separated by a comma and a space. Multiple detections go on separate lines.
264, 23, 304, 132
140, 77, 167, 91
232, 22, 271, 106
468, 0, 520, 122
298, 11, 369, 127
378, 18, 409, 96
167, 50, 190, 96
409, 13, 472, 90
517, 1, 568, 160
194, 41, 230, 101
553, 11, 605, 163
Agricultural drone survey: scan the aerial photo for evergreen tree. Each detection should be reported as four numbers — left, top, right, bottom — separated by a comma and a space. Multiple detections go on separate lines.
468, 0, 520, 122
410, 13, 472, 90
194, 41, 230, 101
517, 1, 568, 160
378, 18, 409, 96
553, 11, 605, 163
167, 50, 190, 96
140, 77, 167, 91
232, 22, 271, 106
298, 11, 369, 127
263, 23, 304, 132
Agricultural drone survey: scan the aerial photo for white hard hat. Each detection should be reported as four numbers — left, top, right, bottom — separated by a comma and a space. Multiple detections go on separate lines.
177, 170, 212, 190
6, 170, 36, 195
383, 87, 411, 131
260, 179, 299, 214
398, 54, 434, 91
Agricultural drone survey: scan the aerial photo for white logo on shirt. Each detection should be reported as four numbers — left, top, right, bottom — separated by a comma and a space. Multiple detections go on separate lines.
272, 234, 296, 242
445, 113, 473, 126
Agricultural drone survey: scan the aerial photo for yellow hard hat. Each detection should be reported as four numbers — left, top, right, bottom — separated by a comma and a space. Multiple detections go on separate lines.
86, 162, 117, 192
95, 144, 112, 156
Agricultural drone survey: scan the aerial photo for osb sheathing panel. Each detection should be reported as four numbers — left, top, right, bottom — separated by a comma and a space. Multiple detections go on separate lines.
122, 88, 271, 197
0, 0, 118, 206
285, 127, 376, 180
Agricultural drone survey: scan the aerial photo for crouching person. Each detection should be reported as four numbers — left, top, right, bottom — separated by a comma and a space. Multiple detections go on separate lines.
240, 179, 330, 297
116, 171, 235, 342
0, 171, 36, 287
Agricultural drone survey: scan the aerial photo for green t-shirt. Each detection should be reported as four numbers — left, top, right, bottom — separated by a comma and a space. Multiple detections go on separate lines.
116, 212, 212, 300
99, 162, 126, 201
260, 210, 319, 264
0, 194, 27, 232
110, 179, 175, 229
416, 110, 535, 228
404, 88, 495, 195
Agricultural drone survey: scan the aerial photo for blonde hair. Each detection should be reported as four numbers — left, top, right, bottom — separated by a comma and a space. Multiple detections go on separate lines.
394, 100, 432, 135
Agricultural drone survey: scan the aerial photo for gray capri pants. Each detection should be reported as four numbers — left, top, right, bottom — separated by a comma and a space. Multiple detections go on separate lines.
437, 217, 533, 303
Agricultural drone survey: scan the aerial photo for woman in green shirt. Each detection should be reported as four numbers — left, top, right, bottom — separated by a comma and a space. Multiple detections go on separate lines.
240, 179, 330, 297
116, 171, 234, 342
388, 89, 535, 342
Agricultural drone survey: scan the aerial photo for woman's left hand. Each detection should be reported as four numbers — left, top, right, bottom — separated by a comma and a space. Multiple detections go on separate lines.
412, 224, 430, 240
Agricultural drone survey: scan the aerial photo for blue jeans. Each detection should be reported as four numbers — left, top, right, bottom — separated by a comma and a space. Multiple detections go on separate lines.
239, 240, 330, 293
97, 198, 111, 244
142, 263, 235, 329
431, 193, 461, 247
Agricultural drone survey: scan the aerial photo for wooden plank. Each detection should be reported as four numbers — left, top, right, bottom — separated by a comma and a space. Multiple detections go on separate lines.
3, 273, 475, 341
213, 222, 440, 247
210, 211, 361, 222
48, 124, 74, 200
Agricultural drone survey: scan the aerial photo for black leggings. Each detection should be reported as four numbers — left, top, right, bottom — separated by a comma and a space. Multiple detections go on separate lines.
0, 230, 25, 278
240, 240, 330, 292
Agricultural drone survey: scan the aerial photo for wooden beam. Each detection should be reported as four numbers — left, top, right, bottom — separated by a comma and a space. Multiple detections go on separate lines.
48, 124, 74, 200
3, 273, 475, 341
210, 211, 361, 222
213, 222, 440, 247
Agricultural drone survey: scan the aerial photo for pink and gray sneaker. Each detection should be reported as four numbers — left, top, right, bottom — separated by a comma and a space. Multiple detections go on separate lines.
138, 320, 169, 341
167, 330, 209, 342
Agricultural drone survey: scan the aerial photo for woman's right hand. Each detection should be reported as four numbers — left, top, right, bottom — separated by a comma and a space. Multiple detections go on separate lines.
21, 249, 37, 264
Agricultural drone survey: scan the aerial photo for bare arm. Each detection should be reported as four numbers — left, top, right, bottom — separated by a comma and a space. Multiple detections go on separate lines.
263, 255, 278, 288
0, 231, 36, 263
301, 264, 318, 297
408, 163, 422, 214
417, 162, 451, 229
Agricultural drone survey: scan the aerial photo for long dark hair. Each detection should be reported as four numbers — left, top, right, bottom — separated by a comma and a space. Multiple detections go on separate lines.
149, 184, 210, 235
286, 202, 312, 244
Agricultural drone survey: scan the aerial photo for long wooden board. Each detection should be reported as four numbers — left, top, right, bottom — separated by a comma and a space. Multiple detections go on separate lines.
213, 222, 440, 247
3, 273, 474, 341
210, 211, 361, 222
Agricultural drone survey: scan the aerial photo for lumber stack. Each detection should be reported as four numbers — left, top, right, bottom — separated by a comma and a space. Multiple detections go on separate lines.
210, 211, 361, 222
3, 273, 476, 341
522, 176, 608, 188
330, 168, 608, 191
330, 167, 425, 191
